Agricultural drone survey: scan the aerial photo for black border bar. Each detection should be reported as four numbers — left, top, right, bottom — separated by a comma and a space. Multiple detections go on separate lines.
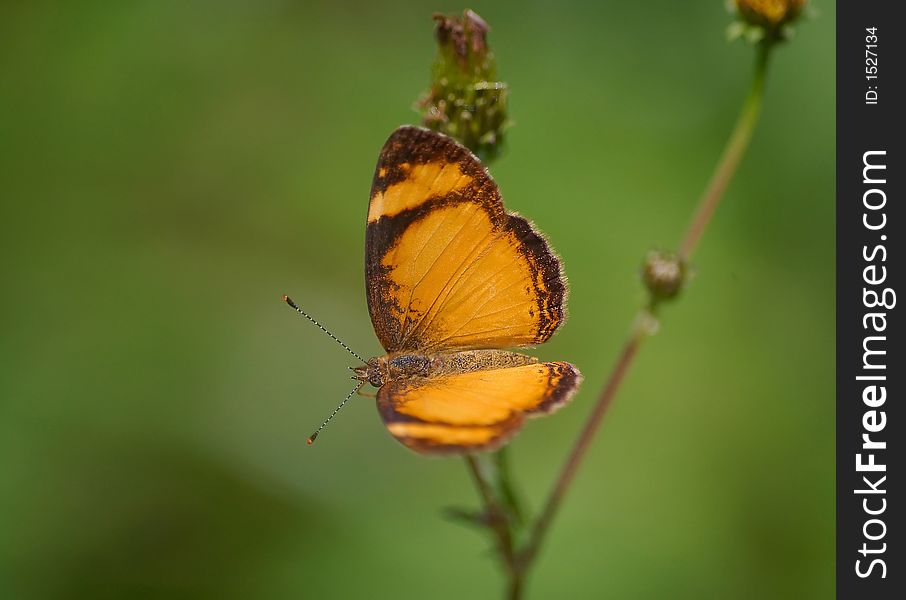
837, 2, 903, 597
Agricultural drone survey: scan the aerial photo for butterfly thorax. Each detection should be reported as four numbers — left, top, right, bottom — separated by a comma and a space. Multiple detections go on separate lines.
354, 350, 539, 388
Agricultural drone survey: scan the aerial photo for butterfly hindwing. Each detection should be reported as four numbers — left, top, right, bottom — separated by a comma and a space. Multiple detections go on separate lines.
376, 361, 581, 454
365, 126, 566, 354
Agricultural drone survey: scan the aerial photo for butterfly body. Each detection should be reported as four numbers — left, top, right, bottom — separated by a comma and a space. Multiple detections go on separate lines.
359, 126, 582, 454
354, 349, 539, 388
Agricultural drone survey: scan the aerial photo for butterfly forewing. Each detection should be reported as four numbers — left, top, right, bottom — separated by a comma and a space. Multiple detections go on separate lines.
365, 126, 566, 354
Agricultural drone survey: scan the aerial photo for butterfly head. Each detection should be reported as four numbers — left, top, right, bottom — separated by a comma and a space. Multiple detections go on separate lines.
352, 357, 388, 388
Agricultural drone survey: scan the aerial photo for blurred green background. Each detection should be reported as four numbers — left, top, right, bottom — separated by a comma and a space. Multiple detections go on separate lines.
0, 1, 834, 598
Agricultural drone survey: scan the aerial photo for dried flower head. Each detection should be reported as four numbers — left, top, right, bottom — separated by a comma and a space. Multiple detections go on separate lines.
418, 10, 509, 163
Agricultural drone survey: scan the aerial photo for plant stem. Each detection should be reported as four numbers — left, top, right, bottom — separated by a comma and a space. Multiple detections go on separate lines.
517, 40, 775, 575
678, 41, 771, 259
507, 572, 523, 600
494, 447, 524, 526
464, 455, 518, 580
519, 311, 651, 568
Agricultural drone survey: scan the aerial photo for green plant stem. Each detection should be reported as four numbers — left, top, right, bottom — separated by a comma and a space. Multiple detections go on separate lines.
464, 455, 518, 588
467, 41, 775, 593
678, 41, 771, 259
494, 447, 524, 525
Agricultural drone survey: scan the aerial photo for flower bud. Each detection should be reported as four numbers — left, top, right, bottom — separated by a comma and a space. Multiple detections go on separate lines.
418, 10, 509, 163
730, 0, 808, 42
642, 250, 687, 302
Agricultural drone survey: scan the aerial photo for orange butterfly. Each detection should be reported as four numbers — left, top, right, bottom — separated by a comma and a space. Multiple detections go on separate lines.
289, 126, 581, 454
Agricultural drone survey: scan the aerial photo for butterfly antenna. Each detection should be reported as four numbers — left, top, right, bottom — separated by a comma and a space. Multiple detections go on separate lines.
307, 380, 364, 445
282, 295, 366, 363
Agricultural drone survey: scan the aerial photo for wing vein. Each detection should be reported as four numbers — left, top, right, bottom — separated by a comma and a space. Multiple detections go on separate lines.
400, 206, 484, 346
407, 223, 498, 346
398, 202, 461, 341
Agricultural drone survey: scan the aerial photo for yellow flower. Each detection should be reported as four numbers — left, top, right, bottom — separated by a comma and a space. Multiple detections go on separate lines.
735, 0, 807, 28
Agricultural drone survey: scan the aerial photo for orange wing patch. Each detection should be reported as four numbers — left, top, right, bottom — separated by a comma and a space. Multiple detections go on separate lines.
367, 161, 472, 222
377, 361, 581, 454
384, 422, 509, 450
365, 126, 566, 353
